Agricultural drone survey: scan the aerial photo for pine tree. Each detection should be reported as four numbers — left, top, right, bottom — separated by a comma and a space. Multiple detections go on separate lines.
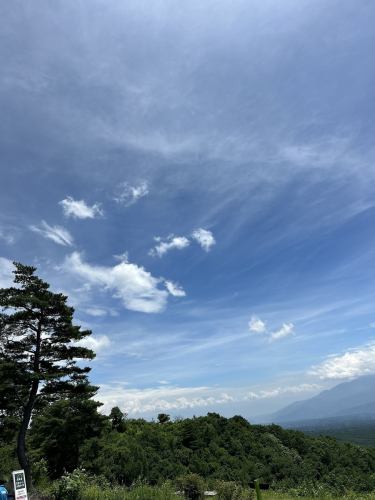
0, 263, 96, 487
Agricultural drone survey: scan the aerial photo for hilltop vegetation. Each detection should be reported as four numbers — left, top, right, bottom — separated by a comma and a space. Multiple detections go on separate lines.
3, 406, 375, 497
289, 419, 375, 447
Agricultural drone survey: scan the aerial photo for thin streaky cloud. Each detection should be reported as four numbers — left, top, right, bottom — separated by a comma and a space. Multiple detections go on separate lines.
30, 220, 74, 246
0, 230, 15, 245
114, 181, 149, 207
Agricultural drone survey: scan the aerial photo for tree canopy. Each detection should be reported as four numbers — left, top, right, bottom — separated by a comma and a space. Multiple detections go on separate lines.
0, 262, 96, 486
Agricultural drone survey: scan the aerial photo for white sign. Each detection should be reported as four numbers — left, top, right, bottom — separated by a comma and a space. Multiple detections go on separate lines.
12, 470, 28, 500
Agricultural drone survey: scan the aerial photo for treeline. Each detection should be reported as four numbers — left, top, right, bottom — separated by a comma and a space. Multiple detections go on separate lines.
3, 404, 375, 494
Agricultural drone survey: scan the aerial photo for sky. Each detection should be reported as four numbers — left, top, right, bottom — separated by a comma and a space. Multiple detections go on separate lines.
1, 0, 375, 419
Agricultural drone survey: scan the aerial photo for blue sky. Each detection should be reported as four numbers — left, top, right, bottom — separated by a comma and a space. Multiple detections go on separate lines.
1, 0, 375, 418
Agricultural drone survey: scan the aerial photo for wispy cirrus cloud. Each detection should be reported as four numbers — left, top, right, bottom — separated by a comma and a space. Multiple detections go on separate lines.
114, 181, 149, 207
84, 307, 108, 317
60, 196, 103, 219
246, 383, 321, 400
309, 342, 375, 380
63, 252, 184, 314
30, 220, 74, 246
0, 229, 15, 245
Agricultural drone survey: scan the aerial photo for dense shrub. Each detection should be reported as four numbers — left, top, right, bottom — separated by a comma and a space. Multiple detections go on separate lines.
215, 480, 255, 499
176, 473, 205, 499
52, 468, 109, 500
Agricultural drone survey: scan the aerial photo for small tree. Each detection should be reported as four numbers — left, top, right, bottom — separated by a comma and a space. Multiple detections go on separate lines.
0, 263, 96, 488
157, 413, 170, 424
109, 406, 127, 432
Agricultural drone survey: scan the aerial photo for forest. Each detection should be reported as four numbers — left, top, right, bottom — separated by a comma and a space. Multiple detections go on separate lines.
1, 264, 375, 499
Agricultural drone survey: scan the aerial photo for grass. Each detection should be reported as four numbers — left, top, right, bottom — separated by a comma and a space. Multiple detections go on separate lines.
75, 485, 375, 500
78, 482, 179, 499
39, 482, 375, 500
263, 493, 375, 500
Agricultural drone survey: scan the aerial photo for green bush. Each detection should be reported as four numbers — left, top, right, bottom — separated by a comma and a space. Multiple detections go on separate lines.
51, 468, 110, 500
176, 473, 205, 499
52, 469, 90, 500
0, 443, 18, 484
215, 480, 255, 499
74, 481, 178, 499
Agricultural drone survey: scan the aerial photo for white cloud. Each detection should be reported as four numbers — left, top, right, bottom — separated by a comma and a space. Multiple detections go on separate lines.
246, 383, 321, 400
192, 228, 216, 252
64, 252, 183, 313
114, 181, 149, 207
97, 384, 234, 415
30, 220, 73, 246
114, 252, 129, 262
150, 228, 216, 257
78, 334, 111, 353
248, 315, 294, 342
0, 257, 14, 288
270, 322, 294, 342
84, 307, 108, 317
165, 280, 186, 297
59, 196, 103, 219
149, 235, 190, 257
309, 342, 375, 380
97, 382, 320, 415
248, 316, 267, 334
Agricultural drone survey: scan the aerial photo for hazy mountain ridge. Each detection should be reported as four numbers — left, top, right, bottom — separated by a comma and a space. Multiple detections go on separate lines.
263, 375, 375, 424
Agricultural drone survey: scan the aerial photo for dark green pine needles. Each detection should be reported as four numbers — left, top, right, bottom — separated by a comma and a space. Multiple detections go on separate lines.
0, 262, 97, 488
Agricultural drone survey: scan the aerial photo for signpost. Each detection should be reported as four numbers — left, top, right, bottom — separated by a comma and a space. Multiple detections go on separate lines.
12, 470, 28, 500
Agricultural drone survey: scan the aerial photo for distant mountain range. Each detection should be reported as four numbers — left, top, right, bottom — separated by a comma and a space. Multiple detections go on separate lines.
262, 375, 375, 424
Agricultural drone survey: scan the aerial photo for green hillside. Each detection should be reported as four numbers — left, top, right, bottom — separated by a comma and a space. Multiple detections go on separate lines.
23, 408, 375, 495
300, 420, 375, 447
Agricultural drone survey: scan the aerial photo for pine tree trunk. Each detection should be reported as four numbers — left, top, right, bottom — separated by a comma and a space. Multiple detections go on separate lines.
17, 316, 43, 489
17, 379, 38, 489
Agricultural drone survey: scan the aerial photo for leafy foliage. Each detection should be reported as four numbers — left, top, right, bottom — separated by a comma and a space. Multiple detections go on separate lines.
59, 413, 375, 493
176, 473, 205, 499
30, 397, 106, 478
0, 262, 96, 485
158, 413, 171, 424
